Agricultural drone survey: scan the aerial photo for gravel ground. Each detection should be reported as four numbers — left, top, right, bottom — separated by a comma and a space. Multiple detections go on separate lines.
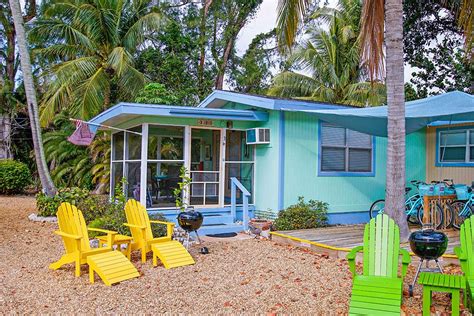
0, 196, 469, 315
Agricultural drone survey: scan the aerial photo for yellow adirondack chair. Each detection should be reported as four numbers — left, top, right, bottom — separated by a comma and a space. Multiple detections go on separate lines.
50, 202, 117, 277
124, 199, 195, 269
50, 203, 140, 286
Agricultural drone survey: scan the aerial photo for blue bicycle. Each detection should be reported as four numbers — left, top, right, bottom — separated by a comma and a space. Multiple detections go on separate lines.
449, 183, 473, 230
369, 180, 445, 229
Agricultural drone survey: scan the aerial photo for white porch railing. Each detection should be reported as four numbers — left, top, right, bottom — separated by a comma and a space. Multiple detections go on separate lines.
230, 177, 250, 230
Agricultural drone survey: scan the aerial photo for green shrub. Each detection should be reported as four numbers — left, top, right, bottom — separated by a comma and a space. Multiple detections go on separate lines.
0, 159, 31, 194
36, 187, 89, 217
36, 178, 171, 238
77, 194, 111, 223
273, 196, 328, 231
149, 213, 168, 238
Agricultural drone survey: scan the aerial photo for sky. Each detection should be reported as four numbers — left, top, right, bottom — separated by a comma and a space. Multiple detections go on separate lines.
234, 0, 414, 83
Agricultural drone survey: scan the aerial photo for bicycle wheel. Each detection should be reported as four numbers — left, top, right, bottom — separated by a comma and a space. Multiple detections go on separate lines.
369, 199, 385, 219
451, 201, 473, 230
444, 202, 454, 229
407, 202, 422, 226
417, 203, 444, 230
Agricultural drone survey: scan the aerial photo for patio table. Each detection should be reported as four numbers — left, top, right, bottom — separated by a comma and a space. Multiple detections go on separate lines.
97, 234, 133, 260
418, 272, 466, 316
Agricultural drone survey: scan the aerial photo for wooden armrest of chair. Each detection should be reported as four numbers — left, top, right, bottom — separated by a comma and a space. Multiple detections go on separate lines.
149, 220, 175, 238
454, 246, 467, 260
150, 220, 175, 227
347, 246, 364, 276
124, 223, 147, 229
88, 228, 118, 235
54, 230, 82, 240
124, 223, 148, 241
454, 246, 469, 274
88, 228, 117, 248
399, 248, 411, 278
54, 230, 83, 251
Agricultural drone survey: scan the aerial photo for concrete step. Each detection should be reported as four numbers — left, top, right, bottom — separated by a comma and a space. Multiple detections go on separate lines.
197, 223, 245, 235
148, 207, 254, 235
202, 214, 234, 225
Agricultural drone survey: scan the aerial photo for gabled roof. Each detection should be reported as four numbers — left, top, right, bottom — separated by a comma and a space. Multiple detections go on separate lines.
88, 102, 268, 129
198, 90, 350, 110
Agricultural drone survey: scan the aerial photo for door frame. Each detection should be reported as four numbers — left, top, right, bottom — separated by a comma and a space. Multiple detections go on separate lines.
186, 126, 226, 208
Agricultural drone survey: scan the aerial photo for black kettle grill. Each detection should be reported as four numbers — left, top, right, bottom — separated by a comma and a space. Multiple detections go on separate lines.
177, 207, 203, 248
408, 229, 448, 296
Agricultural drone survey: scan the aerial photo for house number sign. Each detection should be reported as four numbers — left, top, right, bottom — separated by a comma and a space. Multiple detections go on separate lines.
197, 119, 213, 126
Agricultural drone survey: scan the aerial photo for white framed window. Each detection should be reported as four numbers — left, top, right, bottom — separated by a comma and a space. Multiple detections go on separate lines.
319, 122, 374, 175
437, 127, 474, 166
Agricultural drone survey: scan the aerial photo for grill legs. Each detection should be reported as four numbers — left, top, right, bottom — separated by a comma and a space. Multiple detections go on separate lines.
409, 259, 444, 296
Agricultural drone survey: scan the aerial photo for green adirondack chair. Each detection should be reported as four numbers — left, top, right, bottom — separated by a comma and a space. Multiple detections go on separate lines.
454, 217, 474, 313
347, 214, 411, 315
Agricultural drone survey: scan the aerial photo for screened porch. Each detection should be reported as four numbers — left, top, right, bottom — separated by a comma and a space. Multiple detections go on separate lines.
110, 124, 255, 210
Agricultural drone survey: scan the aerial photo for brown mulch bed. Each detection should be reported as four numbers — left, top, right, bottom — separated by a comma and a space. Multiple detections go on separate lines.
0, 196, 469, 315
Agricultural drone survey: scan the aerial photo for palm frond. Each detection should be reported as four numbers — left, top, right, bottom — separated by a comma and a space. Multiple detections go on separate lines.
269, 71, 320, 97
359, 0, 385, 81
72, 67, 108, 120
122, 11, 166, 51
276, 0, 310, 50
33, 44, 84, 61
39, 82, 72, 126
30, 19, 95, 51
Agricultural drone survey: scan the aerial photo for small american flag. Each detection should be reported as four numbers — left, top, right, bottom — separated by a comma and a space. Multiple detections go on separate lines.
67, 120, 96, 146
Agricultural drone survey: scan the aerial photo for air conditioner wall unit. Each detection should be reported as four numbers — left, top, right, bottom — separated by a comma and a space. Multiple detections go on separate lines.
246, 128, 270, 145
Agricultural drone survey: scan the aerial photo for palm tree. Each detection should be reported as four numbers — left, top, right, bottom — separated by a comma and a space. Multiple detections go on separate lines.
269, 0, 385, 106
8, 0, 57, 196
30, 0, 166, 126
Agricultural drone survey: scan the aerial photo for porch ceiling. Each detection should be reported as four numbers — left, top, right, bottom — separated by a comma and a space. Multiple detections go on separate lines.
88, 102, 268, 129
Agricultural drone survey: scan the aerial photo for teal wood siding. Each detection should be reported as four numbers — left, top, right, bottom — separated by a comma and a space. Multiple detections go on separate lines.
222, 102, 281, 211
253, 111, 280, 212
283, 111, 426, 215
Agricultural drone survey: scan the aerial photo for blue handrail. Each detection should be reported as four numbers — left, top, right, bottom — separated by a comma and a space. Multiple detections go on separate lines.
230, 177, 250, 230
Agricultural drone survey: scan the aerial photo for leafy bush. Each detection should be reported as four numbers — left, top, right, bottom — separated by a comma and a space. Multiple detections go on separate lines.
0, 159, 31, 194
36, 178, 169, 238
36, 187, 89, 217
149, 213, 168, 238
273, 196, 328, 231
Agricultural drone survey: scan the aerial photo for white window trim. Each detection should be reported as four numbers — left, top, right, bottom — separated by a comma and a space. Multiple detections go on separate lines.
437, 128, 474, 165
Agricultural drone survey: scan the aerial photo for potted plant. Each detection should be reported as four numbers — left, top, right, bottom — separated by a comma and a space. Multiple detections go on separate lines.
173, 166, 203, 232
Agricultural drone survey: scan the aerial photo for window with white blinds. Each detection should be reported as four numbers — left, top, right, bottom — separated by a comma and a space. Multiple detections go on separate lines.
320, 122, 373, 173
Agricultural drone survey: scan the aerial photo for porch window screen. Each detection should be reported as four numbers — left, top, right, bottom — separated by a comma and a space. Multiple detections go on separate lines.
438, 128, 474, 164
110, 126, 142, 199
320, 122, 373, 173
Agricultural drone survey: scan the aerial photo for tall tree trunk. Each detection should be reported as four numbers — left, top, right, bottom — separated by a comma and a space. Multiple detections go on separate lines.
214, 37, 233, 89
198, 0, 213, 95
6, 30, 16, 84
384, 0, 409, 240
9, 0, 57, 196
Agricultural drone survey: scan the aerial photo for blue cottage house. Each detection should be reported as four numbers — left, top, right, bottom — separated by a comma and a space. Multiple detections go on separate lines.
88, 90, 474, 234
